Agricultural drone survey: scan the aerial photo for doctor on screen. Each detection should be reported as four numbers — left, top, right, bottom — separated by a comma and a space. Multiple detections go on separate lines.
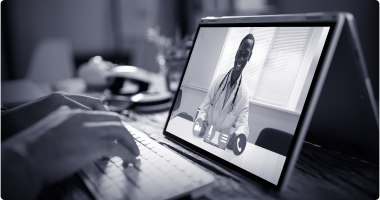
196, 34, 254, 143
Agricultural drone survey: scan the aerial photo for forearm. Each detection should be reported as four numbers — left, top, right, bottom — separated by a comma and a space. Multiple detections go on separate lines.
1, 148, 44, 200
1, 95, 55, 140
234, 106, 249, 136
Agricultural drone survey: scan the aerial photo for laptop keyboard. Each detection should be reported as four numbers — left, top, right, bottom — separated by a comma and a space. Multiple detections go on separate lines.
81, 125, 214, 200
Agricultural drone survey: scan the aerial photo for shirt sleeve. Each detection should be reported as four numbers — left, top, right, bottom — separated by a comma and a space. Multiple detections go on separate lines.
197, 75, 221, 122
234, 90, 249, 137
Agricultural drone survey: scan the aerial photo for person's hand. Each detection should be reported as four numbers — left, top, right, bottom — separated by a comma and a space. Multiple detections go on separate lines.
199, 120, 208, 138
2, 91, 107, 140
2, 106, 140, 187
2, 106, 139, 199
226, 132, 237, 150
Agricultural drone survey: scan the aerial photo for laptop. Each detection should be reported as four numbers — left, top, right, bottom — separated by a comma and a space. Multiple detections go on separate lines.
305, 14, 379, 164
80, 12, 376, 199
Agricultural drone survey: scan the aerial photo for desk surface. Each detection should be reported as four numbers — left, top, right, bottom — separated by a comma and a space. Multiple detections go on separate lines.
167, 116, 286, 185
36, 110, 379, 200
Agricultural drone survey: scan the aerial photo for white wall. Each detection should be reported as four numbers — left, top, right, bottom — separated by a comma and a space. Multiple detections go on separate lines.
182, 27, 229, 90
286, 27, 330, 112
295, 27, 330, 112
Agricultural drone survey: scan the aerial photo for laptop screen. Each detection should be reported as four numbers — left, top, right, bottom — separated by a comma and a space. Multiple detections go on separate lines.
165, 25, 332, 185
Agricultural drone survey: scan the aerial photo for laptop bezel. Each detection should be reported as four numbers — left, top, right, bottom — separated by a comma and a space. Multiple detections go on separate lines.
163, 12, 346, 191
306, 13, 379, 164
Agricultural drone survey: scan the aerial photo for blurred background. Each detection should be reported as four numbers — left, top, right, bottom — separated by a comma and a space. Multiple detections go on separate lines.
1, 0, 378, 101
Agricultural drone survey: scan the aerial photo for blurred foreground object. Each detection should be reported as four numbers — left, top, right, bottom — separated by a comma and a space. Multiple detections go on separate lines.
107, 66, 152, 95
78, 56, 114, 89
102, 66, 173, 113
2, 79, 48, 108
2, 38, 75, 108
26, 38, 74, 84
146, 26, 192, 92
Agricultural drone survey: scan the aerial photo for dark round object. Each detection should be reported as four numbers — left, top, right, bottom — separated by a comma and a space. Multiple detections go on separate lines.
233, 134, 247, 156
204, 124, 216, 143
193, 118, 203, 137
132, 91, 173, 112
218, 128, 231, 149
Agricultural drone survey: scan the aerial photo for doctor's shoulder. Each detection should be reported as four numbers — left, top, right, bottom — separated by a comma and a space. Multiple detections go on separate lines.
240, 78, 250, 98
214, 73, 228, 84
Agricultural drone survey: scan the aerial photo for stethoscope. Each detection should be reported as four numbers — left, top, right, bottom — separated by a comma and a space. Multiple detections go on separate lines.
210, 68, 242, 112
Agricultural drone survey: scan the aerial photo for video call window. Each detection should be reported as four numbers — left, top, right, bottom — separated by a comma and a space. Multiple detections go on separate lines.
166, 26, 330, 185
213, 27, 315, 110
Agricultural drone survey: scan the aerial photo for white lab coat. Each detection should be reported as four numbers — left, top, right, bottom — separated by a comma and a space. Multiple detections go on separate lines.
197, 73, 249, 137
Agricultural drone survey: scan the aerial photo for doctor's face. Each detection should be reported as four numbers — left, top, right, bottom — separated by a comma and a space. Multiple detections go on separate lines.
234, 39, 253, 73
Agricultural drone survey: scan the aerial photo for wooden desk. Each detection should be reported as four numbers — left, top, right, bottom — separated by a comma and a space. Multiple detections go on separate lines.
37, 110, 378, 200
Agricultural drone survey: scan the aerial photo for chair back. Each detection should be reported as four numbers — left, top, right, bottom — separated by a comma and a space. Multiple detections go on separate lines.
177, 112, 194, 122
255, 128, 293, 156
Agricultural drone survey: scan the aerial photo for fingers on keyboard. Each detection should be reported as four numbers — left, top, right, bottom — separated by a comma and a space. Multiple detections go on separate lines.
87, 127, 215, 200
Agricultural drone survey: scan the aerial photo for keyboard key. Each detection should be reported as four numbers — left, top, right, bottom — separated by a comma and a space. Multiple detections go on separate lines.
138, 145, 147, 151
147, 170, 166, 180
141, 152, 156, 160
123, 166, 141, 183
106, 168, 124, 179
136, 175, 154, 187
84, 126, 216, 200
169, 159, 179, 166
146, 143, 156, 149
138, 162, 157, 175
140, 148, 151, 154
82, 163, 112, 187
159, 165, 177, 174
184, 168, 194, 177
111, 172, 129, 183
97, 176, 116, 190
176, 163, 187, 171
101, 183, 125, 200
104, 164, 120, 174
167, 169, 183, 179
134, 157, 148, 169
146, 156, 164, 164
150, 147, 161, 152
156, 151, 166, 157
141, 140, 150, 145
125, 189, 146, 200
162, 154, 174, 161
153, 160, 169, 168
